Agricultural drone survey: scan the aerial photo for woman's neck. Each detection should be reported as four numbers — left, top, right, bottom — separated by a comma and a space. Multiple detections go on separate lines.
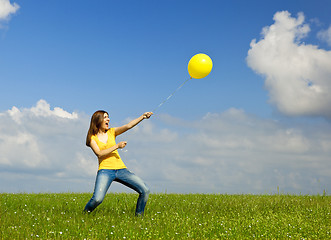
98, 129, 107, 134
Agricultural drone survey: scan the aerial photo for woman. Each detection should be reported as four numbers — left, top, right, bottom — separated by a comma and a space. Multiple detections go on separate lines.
84, 110, 153, 216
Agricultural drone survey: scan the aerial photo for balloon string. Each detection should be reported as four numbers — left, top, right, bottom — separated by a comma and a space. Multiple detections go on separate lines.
153, 77, 192, 113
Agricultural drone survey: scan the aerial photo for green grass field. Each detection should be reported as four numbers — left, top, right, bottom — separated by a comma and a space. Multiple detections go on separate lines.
0, 193, 330, 239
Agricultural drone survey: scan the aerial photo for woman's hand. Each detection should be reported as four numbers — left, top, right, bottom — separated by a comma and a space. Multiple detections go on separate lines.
90, 139, 126, 158
143, 112, 153, 119
117, 141, 127, 149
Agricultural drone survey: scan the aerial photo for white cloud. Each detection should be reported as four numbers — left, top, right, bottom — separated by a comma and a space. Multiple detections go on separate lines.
317, 25, 331, 46
0, 131, 46, 167
122, 111, 331, 194
247, 11, 331, 119
8, 99, 78, 124
29, 99, 78, 119
0, 100, 330, 194
0, 100, 94, 192
0, 0, 19, 21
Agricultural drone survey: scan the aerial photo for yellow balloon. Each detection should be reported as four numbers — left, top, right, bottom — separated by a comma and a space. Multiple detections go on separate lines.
188, 53, 213, 79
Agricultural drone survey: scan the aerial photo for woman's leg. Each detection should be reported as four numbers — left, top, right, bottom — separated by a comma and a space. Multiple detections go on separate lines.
84, 169, 116, 212
115, 169, 150, 216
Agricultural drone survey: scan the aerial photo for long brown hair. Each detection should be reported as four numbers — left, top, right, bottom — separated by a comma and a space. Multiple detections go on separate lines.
86, 110, 108, 146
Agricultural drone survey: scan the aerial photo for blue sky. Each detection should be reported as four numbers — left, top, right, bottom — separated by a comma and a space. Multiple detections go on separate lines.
0, 0, 331, 194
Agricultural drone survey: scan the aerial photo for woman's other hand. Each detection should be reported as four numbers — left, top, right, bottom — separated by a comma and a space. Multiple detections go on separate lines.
117, 141, 127, 149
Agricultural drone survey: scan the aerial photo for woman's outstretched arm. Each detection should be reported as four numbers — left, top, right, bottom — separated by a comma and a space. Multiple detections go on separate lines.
115, 112, 153, 136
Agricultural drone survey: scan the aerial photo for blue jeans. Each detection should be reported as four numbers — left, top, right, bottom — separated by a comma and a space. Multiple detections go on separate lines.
84, 168, 150, 215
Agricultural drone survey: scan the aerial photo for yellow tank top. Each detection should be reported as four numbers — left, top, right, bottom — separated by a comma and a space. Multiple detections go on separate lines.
91, 128, 126, 170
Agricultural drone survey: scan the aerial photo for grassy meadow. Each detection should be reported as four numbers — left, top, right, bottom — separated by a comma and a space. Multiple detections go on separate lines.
0, 193, 330, 239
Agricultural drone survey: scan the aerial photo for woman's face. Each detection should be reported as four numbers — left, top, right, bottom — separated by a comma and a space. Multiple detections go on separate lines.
100, 112, 110, 131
